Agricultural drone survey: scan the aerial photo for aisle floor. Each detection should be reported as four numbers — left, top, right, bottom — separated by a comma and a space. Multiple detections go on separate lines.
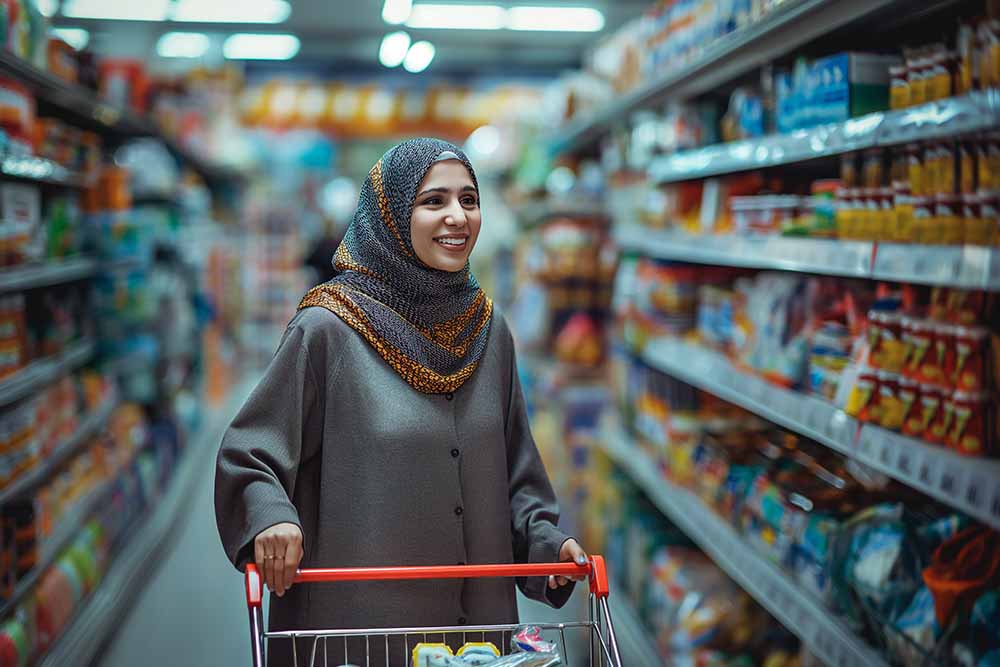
98, 381, 649, 667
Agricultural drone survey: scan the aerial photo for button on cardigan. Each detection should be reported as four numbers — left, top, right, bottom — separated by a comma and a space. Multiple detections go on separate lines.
215, 306, 573, 665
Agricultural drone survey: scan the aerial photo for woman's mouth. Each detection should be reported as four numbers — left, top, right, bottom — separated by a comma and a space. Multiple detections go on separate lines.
434, 235, 468, 252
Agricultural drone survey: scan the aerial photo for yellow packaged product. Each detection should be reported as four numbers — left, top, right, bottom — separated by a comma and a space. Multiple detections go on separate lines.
890, 65, 910, 109
936, 194, 963, 245
878, 187, 897, 241
928, 51, 953, 101
962, 194, 993, 245
960, 142, 977, 194
980, 195, 1000, 246
907, 145, 925, 196
908, 57, 929, 106
913, 197, 937, 244
957, 23, 976, 95
939, 143, 956, 195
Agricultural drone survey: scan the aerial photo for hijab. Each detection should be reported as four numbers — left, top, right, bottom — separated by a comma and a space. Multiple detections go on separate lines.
298, 138, 493, 394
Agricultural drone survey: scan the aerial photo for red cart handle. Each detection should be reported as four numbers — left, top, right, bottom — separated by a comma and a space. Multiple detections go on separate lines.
246, 556, 610, 608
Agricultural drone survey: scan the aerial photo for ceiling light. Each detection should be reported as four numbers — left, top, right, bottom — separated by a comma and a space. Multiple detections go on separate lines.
62, 0, 169, 21
467, 125, 500, 157
50, 27, 89, 50
223, 33, 300, 60
507, 6, 605, 31
403, 40, 435, 73
157, 32, 210, 58
36, 0, 59, 18
382, 0, 412, 24
171, 0, 291, 23
379, 31, 411, 68
406, 4, 505, 30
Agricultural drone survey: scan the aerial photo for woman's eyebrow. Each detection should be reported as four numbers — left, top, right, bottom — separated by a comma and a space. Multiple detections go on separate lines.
416, 187, 449, 198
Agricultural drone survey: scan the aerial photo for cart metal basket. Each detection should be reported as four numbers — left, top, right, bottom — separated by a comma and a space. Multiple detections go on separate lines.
244, 557, 624, 667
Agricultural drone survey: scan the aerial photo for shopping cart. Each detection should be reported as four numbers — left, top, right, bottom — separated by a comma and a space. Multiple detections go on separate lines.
245, 557, 624, 667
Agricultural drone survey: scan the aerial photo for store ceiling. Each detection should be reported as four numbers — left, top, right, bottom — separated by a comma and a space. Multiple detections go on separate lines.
54, 0, 651, 78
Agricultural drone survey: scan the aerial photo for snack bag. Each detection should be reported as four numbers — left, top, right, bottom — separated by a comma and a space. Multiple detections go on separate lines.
511, 626, 557, 653
457, 643, 501, 665
412, 643, 454, 667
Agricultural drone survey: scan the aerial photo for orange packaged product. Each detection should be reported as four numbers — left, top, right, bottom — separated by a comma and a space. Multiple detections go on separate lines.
948, 391, 992, 456
926, 387, 955, 444
963, 193, 994, 245
936, 194, 962, 245
951, 326, 989, 392
981, 195, 1000, 246
927, 323, 956, 386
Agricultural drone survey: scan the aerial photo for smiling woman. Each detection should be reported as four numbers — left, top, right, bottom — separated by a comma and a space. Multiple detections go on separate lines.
410, 158, 483, 272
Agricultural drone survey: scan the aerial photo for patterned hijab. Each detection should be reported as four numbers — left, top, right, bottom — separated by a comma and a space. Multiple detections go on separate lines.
298, 138, 493, 394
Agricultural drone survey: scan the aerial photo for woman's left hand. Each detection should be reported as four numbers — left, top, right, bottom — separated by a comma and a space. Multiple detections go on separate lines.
549, 538, 589, 589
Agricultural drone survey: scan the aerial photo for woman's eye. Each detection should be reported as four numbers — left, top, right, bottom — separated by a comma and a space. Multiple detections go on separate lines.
462, 197, 478, 207
423, 197, 442, 206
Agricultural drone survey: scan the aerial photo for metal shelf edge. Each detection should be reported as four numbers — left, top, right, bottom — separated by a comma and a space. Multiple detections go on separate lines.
600, 435, 889, 667
0, 339, 96, 408
0, 257, 99, 294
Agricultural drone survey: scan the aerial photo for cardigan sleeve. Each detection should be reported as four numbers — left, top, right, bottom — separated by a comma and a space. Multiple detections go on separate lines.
214, 315, 328, 570
502, 319, 576, 609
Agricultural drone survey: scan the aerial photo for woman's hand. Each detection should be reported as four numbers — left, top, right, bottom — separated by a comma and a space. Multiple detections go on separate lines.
549, 538, 588, 590
254, 522, 304, 597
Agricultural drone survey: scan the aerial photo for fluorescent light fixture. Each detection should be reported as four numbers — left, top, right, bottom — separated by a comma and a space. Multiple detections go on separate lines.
51, 27, 89, 50
62, 0, 169, 21
223, 33, 300, 60
403, 40, 435, 73
382, 0, 412, 24
157, 32, 210, 58
171, 0, 291, 23
379, 31, 411, 68
36, 0, 59, 18
406, 4, 505, 30
507, 6, 604, 31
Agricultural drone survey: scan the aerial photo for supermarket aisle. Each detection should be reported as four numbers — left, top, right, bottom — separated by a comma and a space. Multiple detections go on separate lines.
99, 382, 256, 667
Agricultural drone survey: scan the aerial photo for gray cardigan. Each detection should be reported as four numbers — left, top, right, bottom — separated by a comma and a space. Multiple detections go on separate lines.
215, 306, 573, 665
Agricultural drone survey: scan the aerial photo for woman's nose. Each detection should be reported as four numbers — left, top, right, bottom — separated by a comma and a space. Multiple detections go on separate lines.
443, 203, 467, 226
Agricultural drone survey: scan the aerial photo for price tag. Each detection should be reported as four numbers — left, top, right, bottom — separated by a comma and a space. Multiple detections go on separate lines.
915, 448, 939, 490
939, 459, 968, 501
879, 438, 895, 466
858, 427, 878, 459
965, 470, 989, 515
897, 448, 914, 478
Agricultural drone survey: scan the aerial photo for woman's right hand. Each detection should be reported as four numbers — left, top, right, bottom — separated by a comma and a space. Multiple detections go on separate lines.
254, 522, 304, 597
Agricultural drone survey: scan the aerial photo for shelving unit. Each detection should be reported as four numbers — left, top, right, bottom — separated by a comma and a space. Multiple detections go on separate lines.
0, 257, 99, 294
39, 377, 255, 667
515, 199, 608, 229
0, 52, 243, 188
1, 154, 90, 188
0, 393, 116, 506
0, 450, 122, 621
636, 337, 1000, 530
648, 91, 1000, 183
546, 0, 910, 155
0, 338, 96, 408
614, 224, 1000, 290
600, 434, 889, 667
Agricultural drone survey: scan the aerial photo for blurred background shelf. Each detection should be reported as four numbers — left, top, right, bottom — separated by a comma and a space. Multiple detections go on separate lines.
0, 338, 96, 408
0, 257, 98, 293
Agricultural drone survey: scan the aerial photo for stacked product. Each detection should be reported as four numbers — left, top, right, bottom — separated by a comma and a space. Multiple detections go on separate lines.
613, 357, 1000, 666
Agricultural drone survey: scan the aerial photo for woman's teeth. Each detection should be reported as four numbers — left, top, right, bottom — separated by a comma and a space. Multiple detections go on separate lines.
435, 237, 466, 247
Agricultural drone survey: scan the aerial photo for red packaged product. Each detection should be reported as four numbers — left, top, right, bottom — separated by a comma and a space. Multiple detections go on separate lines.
927, 387, 955, 445
951, 326, 989, 392
898, 377, 921, 433
905, 319, 934, 381
947, 289, 987, 325
948, 391, 992, 456
877, 371, 905, 430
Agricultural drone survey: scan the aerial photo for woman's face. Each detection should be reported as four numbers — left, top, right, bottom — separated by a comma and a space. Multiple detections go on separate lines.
410, 160, 481, 272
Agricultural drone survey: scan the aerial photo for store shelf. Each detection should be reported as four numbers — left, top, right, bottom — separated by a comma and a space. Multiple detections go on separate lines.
614, 223, 1000, 290
615, 224, 874, 278
638, 337, 1000, 529
600, 434, 889, 667
649, 91, 1000, 183
546, 0, 905, 155
1, 154, 90, 188
515, 199, 608, 228
607, 591, 660, 667
0, 257, 98, 294
0, 338, 96, 408
0, 52, 244, 188
0, 394, 116, 506
0, 469, 117, 621
40, 377, 256, 667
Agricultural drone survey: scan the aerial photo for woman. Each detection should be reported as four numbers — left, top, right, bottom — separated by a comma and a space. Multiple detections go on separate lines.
215, 138, 586, 665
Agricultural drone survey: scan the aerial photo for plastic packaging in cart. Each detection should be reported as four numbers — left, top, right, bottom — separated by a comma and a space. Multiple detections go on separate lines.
511, 626, 557, 653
